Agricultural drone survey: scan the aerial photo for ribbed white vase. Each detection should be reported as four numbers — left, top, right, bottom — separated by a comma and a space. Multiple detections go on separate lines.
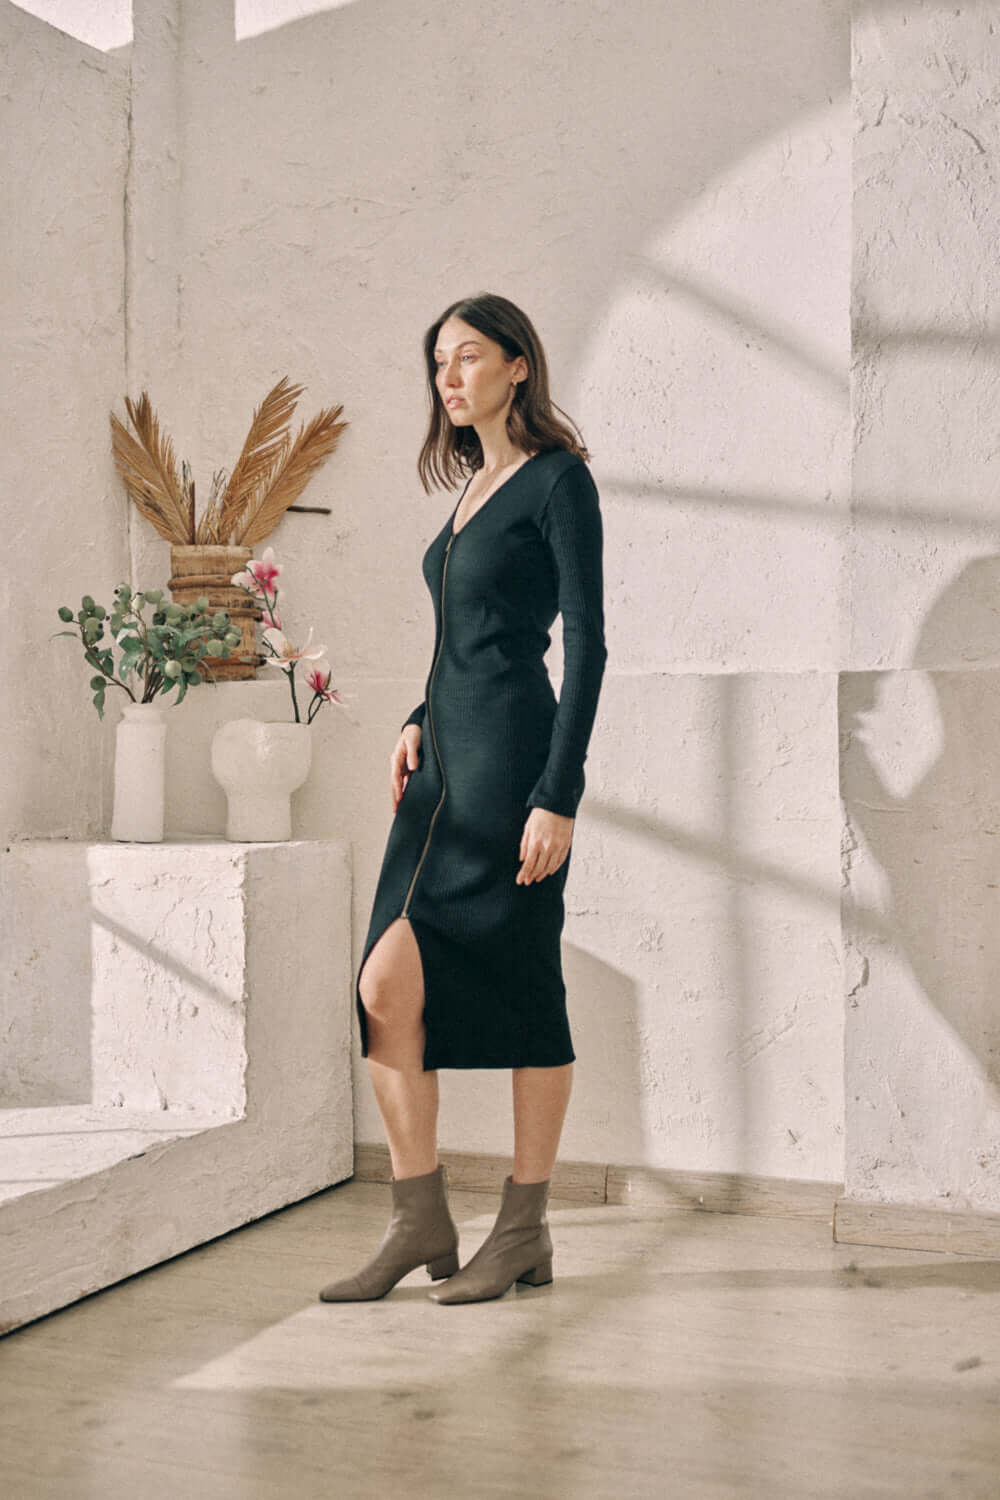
110, 701, 167, 842
211, 718, 312, 842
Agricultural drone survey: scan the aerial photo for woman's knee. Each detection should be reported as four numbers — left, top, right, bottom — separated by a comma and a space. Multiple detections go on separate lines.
359, 919, 423, 1027
359, 961, 422, 1033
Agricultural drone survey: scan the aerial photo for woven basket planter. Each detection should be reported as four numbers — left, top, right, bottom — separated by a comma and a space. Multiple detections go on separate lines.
168, 545, 261, 681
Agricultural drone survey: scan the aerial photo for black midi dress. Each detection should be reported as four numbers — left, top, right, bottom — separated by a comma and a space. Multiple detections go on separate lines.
356, 445, 608, 1070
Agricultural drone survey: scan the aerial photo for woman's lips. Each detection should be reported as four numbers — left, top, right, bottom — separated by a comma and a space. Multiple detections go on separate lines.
446, 397, 464, 407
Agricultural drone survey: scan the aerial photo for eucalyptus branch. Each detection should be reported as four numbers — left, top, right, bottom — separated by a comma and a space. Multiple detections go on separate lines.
56, 585, 241, 719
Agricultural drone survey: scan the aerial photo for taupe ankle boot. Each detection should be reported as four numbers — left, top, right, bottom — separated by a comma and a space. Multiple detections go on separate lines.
318, 1163, 459, 1301
428, 1175, 553, 1304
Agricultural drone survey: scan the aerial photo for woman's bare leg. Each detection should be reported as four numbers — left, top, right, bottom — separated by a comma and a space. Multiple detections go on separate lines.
360, 917, 439, 1180
511, 1064, 573, 1183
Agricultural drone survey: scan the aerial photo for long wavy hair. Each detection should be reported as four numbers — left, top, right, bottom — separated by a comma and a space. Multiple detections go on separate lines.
417, 292, 590, 493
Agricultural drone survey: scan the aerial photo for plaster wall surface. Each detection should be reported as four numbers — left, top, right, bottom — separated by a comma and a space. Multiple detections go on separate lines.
8, 0, 851, 1183
109, 0, 850, 1180
1, 5, 131, 844
843, 4, 1000, 1212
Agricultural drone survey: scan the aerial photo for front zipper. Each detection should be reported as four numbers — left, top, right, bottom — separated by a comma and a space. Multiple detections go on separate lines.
401, 531, 454, 918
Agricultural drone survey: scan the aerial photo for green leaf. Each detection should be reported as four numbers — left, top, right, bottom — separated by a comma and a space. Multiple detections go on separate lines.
57, 605, 74, 622
92, 690, 105, 719
90, 675, 105, 689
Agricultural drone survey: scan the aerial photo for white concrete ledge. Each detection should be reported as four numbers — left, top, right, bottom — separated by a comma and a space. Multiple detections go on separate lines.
0, 839, 354, 1335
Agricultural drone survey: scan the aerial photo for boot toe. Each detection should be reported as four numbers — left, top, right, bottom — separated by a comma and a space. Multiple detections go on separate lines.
318, 1277, 370, 1302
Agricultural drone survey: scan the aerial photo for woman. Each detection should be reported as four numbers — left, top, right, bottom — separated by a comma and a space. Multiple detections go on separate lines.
319, 292, 607, 1305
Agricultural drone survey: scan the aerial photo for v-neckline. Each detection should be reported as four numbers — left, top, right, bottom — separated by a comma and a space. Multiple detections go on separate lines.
450, 452, 541, 538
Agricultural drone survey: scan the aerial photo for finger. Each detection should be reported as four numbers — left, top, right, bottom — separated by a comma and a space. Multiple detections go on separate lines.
539, 842, 567, 880
390, 751, 404, 803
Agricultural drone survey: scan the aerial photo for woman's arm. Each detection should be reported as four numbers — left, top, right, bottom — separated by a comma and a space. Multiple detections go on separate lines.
401, 702, 426, 732
525, 462, 608, 819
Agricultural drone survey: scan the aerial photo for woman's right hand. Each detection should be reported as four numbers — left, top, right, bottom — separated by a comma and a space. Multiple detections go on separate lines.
391, 725, 422, 812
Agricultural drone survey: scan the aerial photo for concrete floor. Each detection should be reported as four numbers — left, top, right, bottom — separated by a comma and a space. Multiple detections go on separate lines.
1, 1179, 999, 1499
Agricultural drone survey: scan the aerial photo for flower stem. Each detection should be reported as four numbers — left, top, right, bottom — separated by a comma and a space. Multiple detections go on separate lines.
83, 643, 135, 700
289, 664, 301, 723
262, 583, 280, 628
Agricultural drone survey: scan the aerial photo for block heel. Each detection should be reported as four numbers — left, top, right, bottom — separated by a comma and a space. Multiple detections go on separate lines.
427, 1250, 460, 1280
516, 1257, 553, 1286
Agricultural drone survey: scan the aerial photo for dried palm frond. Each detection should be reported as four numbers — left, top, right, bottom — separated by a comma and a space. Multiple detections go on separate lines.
181, 458, 196, 541
217, 376, 305, 544
109, 392, 193, 544
234, 403, 348, 546
110, 380, 347, 549
194, 469, 231, 544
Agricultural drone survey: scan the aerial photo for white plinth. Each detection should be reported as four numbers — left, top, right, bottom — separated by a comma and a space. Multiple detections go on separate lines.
0, 838, 354, 1334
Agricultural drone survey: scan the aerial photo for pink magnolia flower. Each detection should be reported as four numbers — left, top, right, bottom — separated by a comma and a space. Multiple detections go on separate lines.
232, 547, 281, 596
305, 660, 345, 704
261, 625, 326, 672
232, 553, 282, 628
248, 547, 282, 592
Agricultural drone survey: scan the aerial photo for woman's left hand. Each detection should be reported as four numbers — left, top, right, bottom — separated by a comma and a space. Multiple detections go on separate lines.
517, 807, 574, 884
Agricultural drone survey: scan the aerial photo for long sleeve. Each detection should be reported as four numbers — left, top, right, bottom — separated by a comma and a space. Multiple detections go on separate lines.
401, 701, 426, 733
525, 462, 608, 818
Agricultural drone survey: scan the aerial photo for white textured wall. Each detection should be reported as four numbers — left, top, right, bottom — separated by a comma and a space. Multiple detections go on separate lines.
1, 5, 131, 844
122, 0, 849, 1180
4, 0, 858, 1184
843, 3, 1000, 1213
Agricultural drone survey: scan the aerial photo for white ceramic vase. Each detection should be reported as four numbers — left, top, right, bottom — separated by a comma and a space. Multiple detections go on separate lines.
211, 718, 312, 842
111, 701, 167, 842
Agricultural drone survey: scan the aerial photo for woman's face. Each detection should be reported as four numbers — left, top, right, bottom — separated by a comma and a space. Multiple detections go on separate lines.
433, 315, 526, 430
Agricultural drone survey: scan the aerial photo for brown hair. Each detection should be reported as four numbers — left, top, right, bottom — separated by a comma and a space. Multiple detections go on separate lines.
417, 291, 590, 493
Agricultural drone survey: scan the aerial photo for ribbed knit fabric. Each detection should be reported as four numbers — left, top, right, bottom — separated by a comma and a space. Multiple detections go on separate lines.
358, 447, 608, 1070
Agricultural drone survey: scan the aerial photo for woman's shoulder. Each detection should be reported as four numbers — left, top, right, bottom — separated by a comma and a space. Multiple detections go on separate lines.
527, 447, 599, 513
530, 446, 592, 497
